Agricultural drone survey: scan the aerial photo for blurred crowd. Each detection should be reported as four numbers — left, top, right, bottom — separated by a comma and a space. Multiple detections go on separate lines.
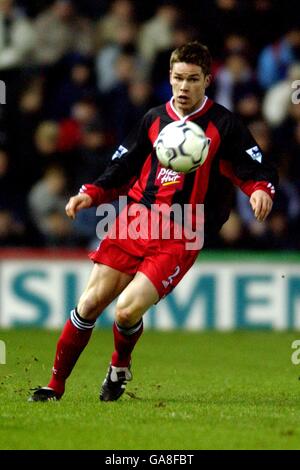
0, 0, 300, 250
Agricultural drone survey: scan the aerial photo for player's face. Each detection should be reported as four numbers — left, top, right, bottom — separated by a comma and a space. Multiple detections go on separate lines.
170, 62, 211, 117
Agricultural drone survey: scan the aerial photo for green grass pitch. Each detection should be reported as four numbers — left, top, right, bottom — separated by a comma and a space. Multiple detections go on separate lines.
0, 328, 300, 450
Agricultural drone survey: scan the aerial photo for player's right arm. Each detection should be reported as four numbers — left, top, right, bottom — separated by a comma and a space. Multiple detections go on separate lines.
65, 193, 92, 220
66, 112, 154, 219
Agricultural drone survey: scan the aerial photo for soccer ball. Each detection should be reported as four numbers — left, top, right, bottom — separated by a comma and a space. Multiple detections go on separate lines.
154, 121, 210, 173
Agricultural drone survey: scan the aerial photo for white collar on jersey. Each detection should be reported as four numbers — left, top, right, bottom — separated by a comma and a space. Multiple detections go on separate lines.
170, 95, 208, 120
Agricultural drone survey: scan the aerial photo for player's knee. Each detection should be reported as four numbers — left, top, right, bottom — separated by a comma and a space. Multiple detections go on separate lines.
77, 288, 103, 320
115, 294, 144, 327
115, 307, 135, 327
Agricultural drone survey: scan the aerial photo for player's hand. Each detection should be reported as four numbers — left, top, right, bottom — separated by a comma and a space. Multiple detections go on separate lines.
65, 193, 92, 220
249, 190, 273, 222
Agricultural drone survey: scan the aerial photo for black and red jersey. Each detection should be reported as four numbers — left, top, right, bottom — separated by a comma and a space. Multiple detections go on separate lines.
82, 97, 278, 235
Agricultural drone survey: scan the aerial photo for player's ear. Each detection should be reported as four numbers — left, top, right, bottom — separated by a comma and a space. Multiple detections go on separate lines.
204, 74, 212, 88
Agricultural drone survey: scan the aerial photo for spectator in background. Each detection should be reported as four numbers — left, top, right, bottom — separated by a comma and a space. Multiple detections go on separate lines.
218, 33, 252, 71
0, 147, 29, 242
235, 119, 290, 249
57, 97, 101, 153
257, 25, 300, 90
0, 208, 25, 246
236, 120, 274, 226
0, 0, 35, 128
218, 211, 249, 249
250, 0, 282, 52
124, 79, 156, 132
16, 0, 50, 18
235, 90, 262, 125
0, 141, 44, 247
223, 33, 250, 56
47, 54, 98, 120
150, 22, 198, 102
213, 52, 258, 113
95, 21, 140, 94
28, 165, 74, 247
274, 99, 300, 184
103, 50, 142, 142
196, 0, 247, 59
138, 2, 180, 69
69, 97, 100, 129
263, 63, 300, 127
11, 74, 44, 163
35, 121, 60, 158
27, 120, 63, 184
94, 0, 136, 49
257, 154, 300, 250
104, 77, 156, 141
0, 147, 15, 210
74, 118, 110, 187
33, 0, 94, 67
275, 158, 300, 235
69, 0, 109, 19
71, 119, 112, 248
0, 0, 35, 71
0, 1, 298, 252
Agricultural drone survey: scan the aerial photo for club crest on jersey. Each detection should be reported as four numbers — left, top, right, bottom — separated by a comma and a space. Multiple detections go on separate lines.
112, 145, 128, 160
246, 146, 262, 163
156, 168, 184, 187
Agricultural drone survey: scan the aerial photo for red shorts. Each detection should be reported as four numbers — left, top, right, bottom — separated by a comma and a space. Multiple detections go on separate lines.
89, 201, 199, 299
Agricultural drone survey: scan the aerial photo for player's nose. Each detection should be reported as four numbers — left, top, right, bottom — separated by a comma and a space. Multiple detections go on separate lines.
180, 80, 189, 91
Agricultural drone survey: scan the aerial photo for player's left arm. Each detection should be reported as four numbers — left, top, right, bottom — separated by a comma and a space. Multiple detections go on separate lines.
220, 113, 278, 222
220, 161, 276, 221
249, 189, 273, 222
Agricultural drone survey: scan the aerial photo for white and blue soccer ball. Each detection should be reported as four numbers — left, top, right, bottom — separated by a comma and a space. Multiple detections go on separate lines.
155, 120, 210, 174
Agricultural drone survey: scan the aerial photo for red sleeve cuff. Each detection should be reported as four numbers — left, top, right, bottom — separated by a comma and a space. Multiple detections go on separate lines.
79, 184, 105, 206
219, 160, 276, 199
240, 180, 276, 199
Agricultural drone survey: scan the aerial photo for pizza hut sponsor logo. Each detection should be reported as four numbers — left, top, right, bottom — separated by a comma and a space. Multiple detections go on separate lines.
156, 168, 184, 187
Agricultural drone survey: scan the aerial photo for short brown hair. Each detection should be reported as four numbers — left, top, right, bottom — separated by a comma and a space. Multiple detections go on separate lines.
170, 41, 212, 76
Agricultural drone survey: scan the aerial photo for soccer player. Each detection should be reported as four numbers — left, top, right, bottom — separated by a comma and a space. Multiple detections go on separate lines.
30, 42, 277, 402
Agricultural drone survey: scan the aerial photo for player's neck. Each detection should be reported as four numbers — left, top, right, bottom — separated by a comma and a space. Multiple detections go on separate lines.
171, 96, 207, 119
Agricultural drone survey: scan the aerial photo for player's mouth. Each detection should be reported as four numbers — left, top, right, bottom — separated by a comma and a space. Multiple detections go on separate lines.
177, 95, 189, 103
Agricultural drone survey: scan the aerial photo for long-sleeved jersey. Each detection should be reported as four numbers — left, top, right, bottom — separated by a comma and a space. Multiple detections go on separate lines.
81, 97, 278, 237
